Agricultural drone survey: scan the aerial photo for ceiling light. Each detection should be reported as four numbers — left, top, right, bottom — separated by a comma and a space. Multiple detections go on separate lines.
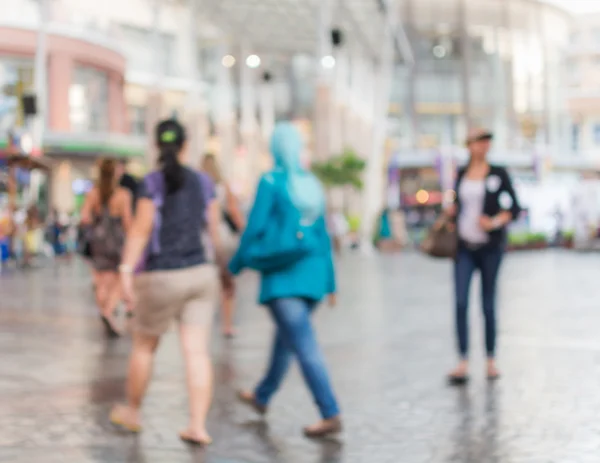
433, 45, 446, 58
222, 55, 236, 68
246, 54, 261, 68
321, 55, 336, 69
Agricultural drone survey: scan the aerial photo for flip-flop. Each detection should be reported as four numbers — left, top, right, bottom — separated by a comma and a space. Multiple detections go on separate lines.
179, 431, 212, 447
487, 372, 501, 381
447, 374, 470, 386
110, 410, 142, 433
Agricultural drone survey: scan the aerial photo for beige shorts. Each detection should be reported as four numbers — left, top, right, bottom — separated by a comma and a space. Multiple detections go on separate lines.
134, 264, 220, 336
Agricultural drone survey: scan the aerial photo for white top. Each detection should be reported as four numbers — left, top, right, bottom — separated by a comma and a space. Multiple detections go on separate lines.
458, 179, 489, 244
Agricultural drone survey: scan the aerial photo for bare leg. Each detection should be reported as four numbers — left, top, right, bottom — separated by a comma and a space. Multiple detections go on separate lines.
103, 272, 122, 317
111, 332, 160, 431
179, 324, 213, 444
221, 292, 236, 337
95, 272, 109, 315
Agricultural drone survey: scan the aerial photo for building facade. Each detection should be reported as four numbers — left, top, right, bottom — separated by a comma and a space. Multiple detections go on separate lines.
566, 13, 600, 154
390, 0, 571, 155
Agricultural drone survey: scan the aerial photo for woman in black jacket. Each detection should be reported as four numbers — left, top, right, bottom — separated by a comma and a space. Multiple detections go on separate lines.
446, 128, 521, 385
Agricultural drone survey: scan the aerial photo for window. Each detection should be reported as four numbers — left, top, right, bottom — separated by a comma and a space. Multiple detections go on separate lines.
593, 28, 600, 44
571, 124, 579, 152
593, 124, 600, 146
0, 58, 34, 133
69, 66, 109, 133
119, 25, 176, 76
128, 105, 146, 135
569, 32, 580, 44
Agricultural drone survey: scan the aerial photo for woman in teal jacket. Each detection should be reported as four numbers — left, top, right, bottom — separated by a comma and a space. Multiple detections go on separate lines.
230, 122, 341, 438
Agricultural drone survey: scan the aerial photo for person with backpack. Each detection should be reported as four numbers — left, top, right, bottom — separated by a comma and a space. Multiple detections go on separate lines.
230, 122, 342, 439
110, 119, 223, 446
201, 153, 245, 338
81, 158, 132, 337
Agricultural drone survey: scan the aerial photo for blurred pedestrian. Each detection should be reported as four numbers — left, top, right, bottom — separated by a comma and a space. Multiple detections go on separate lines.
231, 122, 341, 438
110, 119, 224, 446
81, 158, 132, 337
201, 153, 245, 337
445, 128, 521, 385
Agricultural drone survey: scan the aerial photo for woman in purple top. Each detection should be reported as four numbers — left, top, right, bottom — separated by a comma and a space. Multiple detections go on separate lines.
110, 119, 224, 446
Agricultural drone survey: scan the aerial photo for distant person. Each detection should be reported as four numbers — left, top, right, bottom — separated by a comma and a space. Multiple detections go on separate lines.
110, 119, 224, 447
445, 128, 521, 385
231, 122, 342, 438
201, 153, 245, 337
81, 158, 132, 337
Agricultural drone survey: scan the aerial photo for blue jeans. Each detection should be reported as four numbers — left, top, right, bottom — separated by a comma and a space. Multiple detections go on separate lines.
454, 244, 504, 359
255, 298, 340, 419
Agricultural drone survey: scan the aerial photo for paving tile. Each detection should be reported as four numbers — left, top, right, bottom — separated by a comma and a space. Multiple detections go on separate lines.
0, 251, 598, 462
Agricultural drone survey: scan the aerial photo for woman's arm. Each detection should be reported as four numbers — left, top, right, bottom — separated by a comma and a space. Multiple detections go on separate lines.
224, 183, 246, 231
206, 198, 223, 263
502, 169, 522, 220
120, 198, 155, 271
318, 216, 336, 296
120, 189, 133, 232
229, 176, 274, 275
80, 189, 96, 225
492, 169, 522, 228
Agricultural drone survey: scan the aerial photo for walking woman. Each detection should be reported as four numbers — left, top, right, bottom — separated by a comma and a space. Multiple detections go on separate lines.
231, 122, 341, 438
446, 128, 521, 385
81, 159, 132, 337
110, 119, 223, 446
201, 153, 245, 337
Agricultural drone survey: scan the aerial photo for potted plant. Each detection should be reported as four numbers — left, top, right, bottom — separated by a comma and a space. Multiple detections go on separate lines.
562, 230, 574, 249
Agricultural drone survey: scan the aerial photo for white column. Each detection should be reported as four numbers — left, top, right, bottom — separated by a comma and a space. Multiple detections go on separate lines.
185, 0, 206, 168
314, 0, 334, 161
240, 44, 260, 184
360, 1, 397, 252
330, 49, 348, 156
492, 25, 507, 152
214, 44, 236, 182
146, 0, 164, 168
459, 0, 473, 130
258, 75, 275, 145
29, 0, 50, 204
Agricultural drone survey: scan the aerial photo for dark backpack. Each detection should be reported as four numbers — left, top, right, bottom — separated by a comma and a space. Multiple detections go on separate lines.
90, 206, 125, 262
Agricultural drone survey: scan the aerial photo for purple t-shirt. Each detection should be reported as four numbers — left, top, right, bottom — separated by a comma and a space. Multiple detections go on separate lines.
138, 168, 215, 271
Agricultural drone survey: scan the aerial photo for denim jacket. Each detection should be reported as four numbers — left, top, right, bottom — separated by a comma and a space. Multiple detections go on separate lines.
229, 174, 336, 305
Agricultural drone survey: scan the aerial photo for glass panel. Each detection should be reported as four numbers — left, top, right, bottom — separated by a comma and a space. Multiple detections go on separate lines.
0, 57, 34, 134
128, 105, 146, 135
69, 66, 109, 133
119, 25, 176, 76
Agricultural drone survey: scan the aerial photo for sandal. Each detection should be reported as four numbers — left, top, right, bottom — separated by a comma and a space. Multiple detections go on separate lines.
180, 430, 213, 447
237, 390, 267, 416
110, 406, 141, 433
303, 417, 343, 439
447, 373, 469, 386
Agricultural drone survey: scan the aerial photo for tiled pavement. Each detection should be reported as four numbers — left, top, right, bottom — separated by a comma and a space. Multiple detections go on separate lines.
2, 250, 600, 462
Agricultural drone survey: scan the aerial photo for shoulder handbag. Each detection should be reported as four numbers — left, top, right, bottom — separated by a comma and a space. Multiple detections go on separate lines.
244, 173, 319, 274
421, 216, 457, 259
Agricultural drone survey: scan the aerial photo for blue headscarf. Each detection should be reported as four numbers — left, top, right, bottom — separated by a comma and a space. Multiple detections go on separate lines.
270, 122, 325, 225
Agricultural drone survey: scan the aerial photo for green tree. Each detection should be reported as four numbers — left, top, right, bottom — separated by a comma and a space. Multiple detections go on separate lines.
311, 148, 366, 190
311, 148, 366, 214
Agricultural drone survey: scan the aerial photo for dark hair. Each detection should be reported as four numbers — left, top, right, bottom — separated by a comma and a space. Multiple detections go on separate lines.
97, 158, 117, 205
156, 119, 186, 194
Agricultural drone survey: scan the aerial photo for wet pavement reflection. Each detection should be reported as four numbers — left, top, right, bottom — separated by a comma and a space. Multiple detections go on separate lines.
1, 251, 600, 462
